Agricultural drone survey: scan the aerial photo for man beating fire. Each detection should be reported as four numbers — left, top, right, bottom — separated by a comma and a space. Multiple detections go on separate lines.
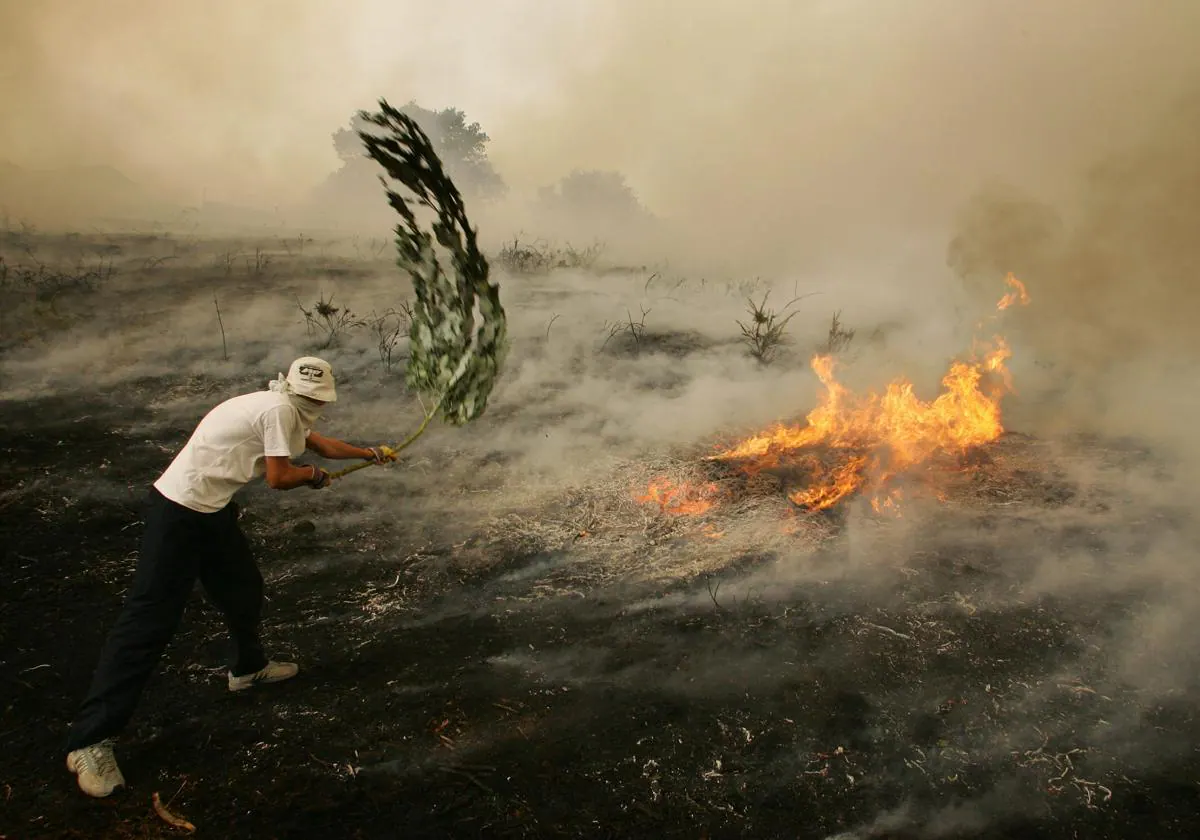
64, 357, 396, 798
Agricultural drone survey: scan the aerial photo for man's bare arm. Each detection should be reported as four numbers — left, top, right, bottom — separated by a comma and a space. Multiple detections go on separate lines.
264, 456, 327, 490
305, 431, 377, 461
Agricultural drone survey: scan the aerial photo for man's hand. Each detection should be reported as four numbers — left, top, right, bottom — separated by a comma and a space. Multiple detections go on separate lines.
367, 445, 397, 465
266, 457, 331, 491
306, 465, 331, 489
307, 431, 395, 463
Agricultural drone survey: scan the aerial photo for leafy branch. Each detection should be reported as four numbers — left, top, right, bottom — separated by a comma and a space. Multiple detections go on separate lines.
330, 99, 508, 480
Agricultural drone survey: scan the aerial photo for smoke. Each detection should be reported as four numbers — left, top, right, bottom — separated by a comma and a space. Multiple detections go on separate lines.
945, 89, 1200, 459
493, 0, 1200, 270
0, 0, 589, 214
3, 2, 1198, 258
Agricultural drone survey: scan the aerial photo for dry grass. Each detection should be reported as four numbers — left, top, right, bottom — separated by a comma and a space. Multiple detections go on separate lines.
450, 429, 1116, 601
464, 449, 838, 590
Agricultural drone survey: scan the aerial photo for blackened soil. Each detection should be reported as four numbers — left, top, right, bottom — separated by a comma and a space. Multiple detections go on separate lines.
3, 386, 1199, 840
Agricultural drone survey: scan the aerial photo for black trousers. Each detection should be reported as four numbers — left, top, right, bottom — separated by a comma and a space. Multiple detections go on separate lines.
65, 488, 269, 751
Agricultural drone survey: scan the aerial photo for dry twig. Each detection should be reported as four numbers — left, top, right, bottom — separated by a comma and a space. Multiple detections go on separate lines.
152, 791, 196, 833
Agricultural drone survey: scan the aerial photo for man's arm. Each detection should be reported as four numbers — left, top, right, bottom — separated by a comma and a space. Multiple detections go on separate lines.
264, 456, 326, 490
305, 431, 378, 461
261, 406, 328, 489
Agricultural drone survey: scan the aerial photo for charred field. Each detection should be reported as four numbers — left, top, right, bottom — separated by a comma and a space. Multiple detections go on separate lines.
2, 230, 1199, 839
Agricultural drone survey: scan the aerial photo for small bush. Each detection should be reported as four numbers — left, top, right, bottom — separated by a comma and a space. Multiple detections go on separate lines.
561, 240, 605, 270
494, 235, 606, 274
280, 234, 313, 257
824, 310, 856, 355
1, 257, 115, 305
0, 215, 38, 256
245, 247, 271, 276
601, 306, 651, 355
350, 235, 389, 261
367, 304, 412, 372
737, 291, 802, 364
215, 251, 240, 276
727, 277, 767, 298
496, 235, 558, 274
297, 292, 365, 349
0, 253, 117, 347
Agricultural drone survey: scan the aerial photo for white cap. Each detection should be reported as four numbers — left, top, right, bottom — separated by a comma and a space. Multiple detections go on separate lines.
285, 356, 337, 402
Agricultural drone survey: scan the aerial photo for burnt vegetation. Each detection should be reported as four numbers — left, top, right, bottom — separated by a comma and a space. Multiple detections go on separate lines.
297, 291, 366, 350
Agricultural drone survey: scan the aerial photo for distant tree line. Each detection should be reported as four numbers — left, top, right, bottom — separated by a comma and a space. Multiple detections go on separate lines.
314, 100, 652, 233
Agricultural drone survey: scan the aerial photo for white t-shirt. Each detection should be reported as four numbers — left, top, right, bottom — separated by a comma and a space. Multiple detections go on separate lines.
154, 390, 309, 513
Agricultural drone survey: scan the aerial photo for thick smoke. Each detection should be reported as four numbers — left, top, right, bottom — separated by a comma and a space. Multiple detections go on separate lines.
3, 2, 1199, 261
0, 0, 587, 215
944, 95, 1200, 460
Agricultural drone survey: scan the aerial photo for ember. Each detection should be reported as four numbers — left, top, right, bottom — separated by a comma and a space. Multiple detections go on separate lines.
634, 476, 720, 515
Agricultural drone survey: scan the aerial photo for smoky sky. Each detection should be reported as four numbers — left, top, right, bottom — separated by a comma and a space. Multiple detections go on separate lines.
2, 0, 1200, 272
0, 0, 593, 205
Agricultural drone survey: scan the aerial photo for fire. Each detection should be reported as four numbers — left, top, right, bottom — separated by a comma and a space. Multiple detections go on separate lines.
709, 279, 1029, 511
870, 488, 904, 517
997, 273, 1029, 311
635, 477, 719, 516
702, 523, 725, 539
710, 341, 1014, 510
633, 275, 1030, 518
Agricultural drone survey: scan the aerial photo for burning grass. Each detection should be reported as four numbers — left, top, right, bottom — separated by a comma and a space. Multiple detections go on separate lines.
456, 453, 837, 589
634, 474, 721, 515
635, 275, 1032, 518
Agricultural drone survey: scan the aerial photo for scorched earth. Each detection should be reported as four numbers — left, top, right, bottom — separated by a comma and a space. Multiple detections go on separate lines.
2, 233, 1198, 839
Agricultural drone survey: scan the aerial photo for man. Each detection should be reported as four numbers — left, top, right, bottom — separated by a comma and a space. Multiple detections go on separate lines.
65, 356, 395, 798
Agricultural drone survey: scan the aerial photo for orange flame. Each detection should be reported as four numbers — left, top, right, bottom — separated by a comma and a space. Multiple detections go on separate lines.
634, 276, 1030, 516
997, 273, 1030, 311
635, 477, 719, 515
870, 488, 904, 517
709, 278, 1030, 511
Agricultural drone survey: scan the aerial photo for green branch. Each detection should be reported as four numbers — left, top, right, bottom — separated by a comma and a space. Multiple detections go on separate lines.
325, 103, 505, 483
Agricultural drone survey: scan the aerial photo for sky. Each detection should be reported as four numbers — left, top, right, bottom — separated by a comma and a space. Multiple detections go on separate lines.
0, 0, 600, 205
2, 0, 1199, 270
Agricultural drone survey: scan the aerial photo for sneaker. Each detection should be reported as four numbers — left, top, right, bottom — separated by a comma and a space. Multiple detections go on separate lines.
228, 660, 299, 692
66, 739, 126, 798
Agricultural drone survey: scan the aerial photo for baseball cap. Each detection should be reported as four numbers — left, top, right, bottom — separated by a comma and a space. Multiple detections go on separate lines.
285, 356, 337, 402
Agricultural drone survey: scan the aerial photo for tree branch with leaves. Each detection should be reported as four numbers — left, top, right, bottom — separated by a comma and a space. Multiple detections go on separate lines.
330, 98, 508, 480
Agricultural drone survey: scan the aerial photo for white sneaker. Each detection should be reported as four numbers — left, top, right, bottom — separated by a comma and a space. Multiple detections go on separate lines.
66, 739, 126, 798
228, 660, 299, 692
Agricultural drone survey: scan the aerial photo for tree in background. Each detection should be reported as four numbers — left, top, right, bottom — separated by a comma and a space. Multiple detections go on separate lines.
331, 102, 505, 201
533, 169, 653, 240
305, 101, 505, 231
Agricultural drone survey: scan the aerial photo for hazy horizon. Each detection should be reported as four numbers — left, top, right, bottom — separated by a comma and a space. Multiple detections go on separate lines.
3, 2, 1199, 263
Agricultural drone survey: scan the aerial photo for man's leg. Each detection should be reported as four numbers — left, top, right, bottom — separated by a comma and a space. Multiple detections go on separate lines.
198, 505, 295, 687
66, 491, 201, 794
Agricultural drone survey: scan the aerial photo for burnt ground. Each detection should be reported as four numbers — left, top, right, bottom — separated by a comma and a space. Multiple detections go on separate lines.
3, 383, 1200, 840
1, 234, 1199, 838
